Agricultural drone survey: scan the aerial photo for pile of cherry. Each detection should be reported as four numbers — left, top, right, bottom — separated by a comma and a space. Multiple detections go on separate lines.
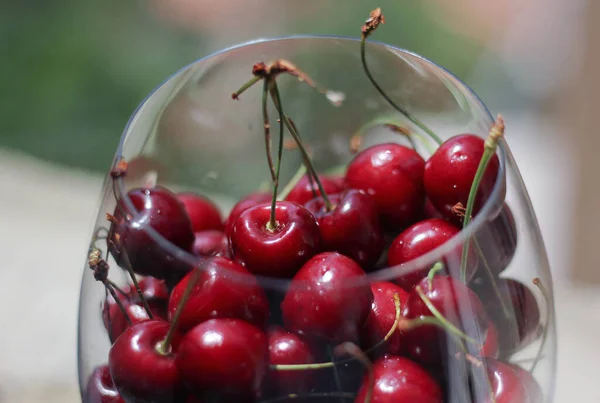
86, 130, 545, 403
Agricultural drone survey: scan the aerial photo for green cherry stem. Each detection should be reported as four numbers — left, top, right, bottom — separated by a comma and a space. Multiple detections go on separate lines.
231, 76, 261, 100
427, 262, 444, 289
277, 164, 307, 200
459, 115, 505, 282
530, 277, 550, 374
262, 80, 276, 183
267, 79, 286, 231
360, 8, 443, 146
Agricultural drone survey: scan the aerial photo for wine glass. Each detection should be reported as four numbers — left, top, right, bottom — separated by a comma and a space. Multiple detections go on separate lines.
78, 36, 556, 402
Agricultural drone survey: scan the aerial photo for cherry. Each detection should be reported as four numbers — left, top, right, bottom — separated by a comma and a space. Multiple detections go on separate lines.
108, 186, 194, 279
284, 174, 343, 206
305, 189, 384, 268
86, 365, 125, 403
480, 319, 499, 358
191, 230, 229, 257
103, 299, 154, 342
108, 320, 181, 403
177, 192, 223, 233
476, 204, 517, 276
167, 256, 269, 332
129, 277, 169, 303
229, 201, 321, 278
361, 281, 409, 356
267, 326, 316, 394
224, 192, 271, 236
423, 198, 444, 220
481, 358, 531, 403
387, 218, 478, 290
355, 355, 443, 403
281, 252, 373, 343
345, 143, 426, 230
402, 276, 488, 366
512, 363, 544, 402
177, 318, 268, 402
424, 134, 501, 225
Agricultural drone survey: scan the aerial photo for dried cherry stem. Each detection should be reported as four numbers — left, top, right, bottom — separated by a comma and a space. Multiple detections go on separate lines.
361, 8, 443, 146
106, 279, 129, 299
427, 262, 444, 289
262, 80, 276, 183
89, 248, 131, 326
530, 277, 550, 374
334, 343, 374, 403
119, 245, 154, 319
260, 392, 355, 403
459, 115, 505, 282
415, 285, 479, 346
155, 267, 201, 355
105, 283, 131, 326
266, 80, 286, 231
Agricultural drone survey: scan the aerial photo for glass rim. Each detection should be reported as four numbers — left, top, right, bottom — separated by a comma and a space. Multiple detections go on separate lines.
113, 34, 506, 288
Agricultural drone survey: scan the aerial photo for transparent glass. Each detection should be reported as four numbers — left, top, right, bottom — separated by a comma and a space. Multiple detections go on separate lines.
78, 36, 556, 403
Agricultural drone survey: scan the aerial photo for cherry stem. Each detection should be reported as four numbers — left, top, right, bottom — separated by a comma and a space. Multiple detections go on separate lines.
472, 239, 512, 319
120, 247, 154, 319
530, 277, 550, 374
459, 115, 505, 282
334, 343, 373, 403
265, 80, 286, 231
156, 267, 201, 355
427, 262, 444, 289
269, 81, 332, 210
351, 120, 426, 154
232, 76, 261, 100
277, 164, 307, 200
105, 282, 132, 326
360, 13, 443, 146
106, 279, 130, 299
259, 392, 355, 403
262, 80, 276, 183
415, 285, 479, 346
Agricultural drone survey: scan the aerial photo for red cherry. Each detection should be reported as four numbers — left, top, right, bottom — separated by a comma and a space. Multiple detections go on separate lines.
177, 192, 223, 233
424, 134, 501, 224
129, 277, 169, 303
267, 326, 315, 394
480, 319, 499, 358
177, 318, 268, 401
281, 252, 373, 343
102, 298, 166, 342
86, 365, 125, 403
512, 362, 544, 402
305, 189, 384, 268
229, 202, 321, 278
483, 358, 532, 403
167, 256, 269, 332
108, 320, 181, 403
345, 143, 426, 230
224, 192, 271, 236
402, 276, 488, 366
108, 186, 194, 279
387, 218, 478, 290
361, 281, 409, 356
355, 355, 442, 403
191, 230, 229, 257
476, 204, 517, 276
423, 198, 444, 220
284, 174, 343, 206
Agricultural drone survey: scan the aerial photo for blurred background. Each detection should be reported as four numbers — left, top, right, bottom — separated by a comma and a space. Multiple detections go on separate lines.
0, 0, 597, 401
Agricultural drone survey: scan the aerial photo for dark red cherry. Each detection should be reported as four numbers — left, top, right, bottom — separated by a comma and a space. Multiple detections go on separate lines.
267, 326, 315, 394
361, 281, 409, 356
86, 365, 125, 403
129, 277, 169, 303
512, 362, 544, 402
476, 204, 517, 276
177, 318, 268, 402
305, 189, 384, 268
423, 198, 444, 220
387, 218, 478, 290
480, 319, 499, 358
103, 298, 166, 342
482, 358, 532, 403
402, 276, 488, 366
167, 256, 269, 332
229, 202, 321, 278
191, 230, 229, 257
177, 192, 223, 233
355, 355, 442, 403
224, 192, 271, 236
281, 252, 373, 343
284, 174, 343, 206
108, 186, 194, 279
108, 320, 181, 403
424, 134, 501, 225
345, 143, 426, 230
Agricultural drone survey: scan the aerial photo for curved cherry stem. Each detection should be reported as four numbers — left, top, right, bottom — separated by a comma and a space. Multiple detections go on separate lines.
119, 246, 154, 319
262, 80, 276, 183
335, 343, 374, 403
427, 262, 444, 289
350, 121, 426, 154
277, 164, 307, 200
530, 277, 550, 374
459, 115, 505, 282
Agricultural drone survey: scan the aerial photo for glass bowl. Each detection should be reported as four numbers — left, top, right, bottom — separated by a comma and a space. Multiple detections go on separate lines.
78, 36, 556, 403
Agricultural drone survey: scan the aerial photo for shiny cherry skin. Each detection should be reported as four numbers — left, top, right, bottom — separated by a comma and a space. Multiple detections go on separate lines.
345, 143, 426, 230
476, 204, 517, 276
167, 256, 269, 332
86, 365, 125, 403
424, 134, 501, 225
305, 189, 384, 269
387, 218, 478, 290
108, 186, 194, 279
284, 174, 343, 206
361, 281, 409, 356
512, 362, 544, 402
224, 192, 271, 236
177, 318, 268, 402
229, 202, 321, 278
355, 355, 443, 403
191, 230, 229, 257
483, 358, 532, 403
177, 192, 223, 233
480, 319, 500, 358
103, 300, 152, 342
129, 277, 169, 303
108, 320, 181, 403
402, 276, 488, 366
281, 252, 373, 343
267, 326, 315, 394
